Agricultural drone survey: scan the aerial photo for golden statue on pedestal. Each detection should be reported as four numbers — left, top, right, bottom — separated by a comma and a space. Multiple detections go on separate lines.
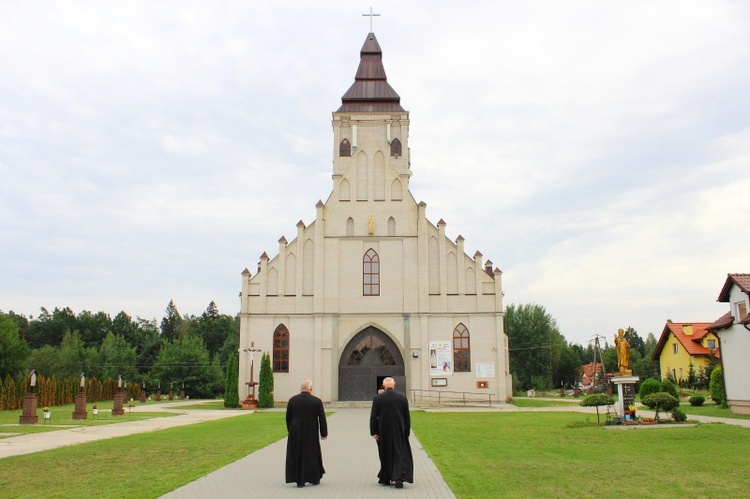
615, 328, 632, 376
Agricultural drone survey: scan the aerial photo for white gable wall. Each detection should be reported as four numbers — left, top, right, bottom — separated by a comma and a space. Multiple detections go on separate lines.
239, 109, 511, 404
718, 285, 750, 414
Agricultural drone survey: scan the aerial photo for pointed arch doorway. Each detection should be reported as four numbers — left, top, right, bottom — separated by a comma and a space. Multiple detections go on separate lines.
339, 326, 406, 401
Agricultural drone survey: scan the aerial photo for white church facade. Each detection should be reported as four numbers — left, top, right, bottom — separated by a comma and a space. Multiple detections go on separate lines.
238, 32, 512, 403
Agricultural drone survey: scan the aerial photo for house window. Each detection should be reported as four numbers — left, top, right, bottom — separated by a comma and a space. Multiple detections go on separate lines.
736, 301, 748, 321
679, 367, 683, 380
273, 324, 289, 373
453, 323, 471, 372
339, 139, 351, 156
707, 339, 717, 351
363, 249, 380, 296
672, 344, 678, 355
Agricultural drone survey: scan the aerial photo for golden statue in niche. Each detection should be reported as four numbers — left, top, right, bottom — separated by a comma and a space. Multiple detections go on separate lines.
615, 328, 632, 376
368, 216, 375, 235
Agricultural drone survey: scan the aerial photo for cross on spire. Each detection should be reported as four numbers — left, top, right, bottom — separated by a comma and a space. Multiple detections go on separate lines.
362, 7, 380, 33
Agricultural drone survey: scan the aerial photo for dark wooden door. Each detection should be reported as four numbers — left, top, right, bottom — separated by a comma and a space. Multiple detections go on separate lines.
339, 326, 405, 401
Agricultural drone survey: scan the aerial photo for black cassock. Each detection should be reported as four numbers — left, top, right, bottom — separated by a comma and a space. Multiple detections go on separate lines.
285, 391, 328, 485
370, 388, 414, 484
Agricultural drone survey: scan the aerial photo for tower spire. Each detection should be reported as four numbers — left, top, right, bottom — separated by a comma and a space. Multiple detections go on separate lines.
338, 33, 403, 112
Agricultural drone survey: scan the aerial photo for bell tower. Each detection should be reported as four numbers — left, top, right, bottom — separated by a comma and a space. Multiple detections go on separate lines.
331, 32, 411, 203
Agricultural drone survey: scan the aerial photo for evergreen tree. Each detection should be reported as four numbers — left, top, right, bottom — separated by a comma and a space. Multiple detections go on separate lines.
224, 353, 240, 408
505, 303, 561, 390
258, 352, 274, 408
160, 300, 182, 342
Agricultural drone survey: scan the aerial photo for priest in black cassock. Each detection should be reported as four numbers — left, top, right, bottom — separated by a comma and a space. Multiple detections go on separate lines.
370, 377, 414, 488
285, 379, 328, 488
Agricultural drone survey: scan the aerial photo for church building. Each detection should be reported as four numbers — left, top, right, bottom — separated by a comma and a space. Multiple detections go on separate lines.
238, 32, 512, 403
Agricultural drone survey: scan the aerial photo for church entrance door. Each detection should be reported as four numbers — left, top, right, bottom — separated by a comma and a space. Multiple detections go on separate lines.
339, 326, 405, 401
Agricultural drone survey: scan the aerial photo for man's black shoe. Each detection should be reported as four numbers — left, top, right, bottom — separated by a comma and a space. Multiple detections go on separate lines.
395, 481, 404, 489
297, 483, 304, 488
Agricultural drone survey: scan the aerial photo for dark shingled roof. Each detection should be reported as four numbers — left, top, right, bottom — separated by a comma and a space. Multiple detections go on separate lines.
338, 33, 404, 112
717, 273, 750, 302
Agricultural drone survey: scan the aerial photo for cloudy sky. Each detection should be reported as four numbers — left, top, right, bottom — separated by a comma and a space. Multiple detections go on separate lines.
2, 1, 748, 346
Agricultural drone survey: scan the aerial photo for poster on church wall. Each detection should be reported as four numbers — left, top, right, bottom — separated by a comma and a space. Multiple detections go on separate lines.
429, 341, 452, 376
476, 362, 495, 378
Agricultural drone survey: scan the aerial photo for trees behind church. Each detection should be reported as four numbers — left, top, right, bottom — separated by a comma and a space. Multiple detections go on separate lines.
0, 300, 238, 401
506, 304, 660, 392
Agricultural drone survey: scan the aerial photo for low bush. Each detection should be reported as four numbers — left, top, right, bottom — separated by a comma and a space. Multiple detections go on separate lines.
580, 394, 615, 423
689, 394, 705, 406
672, 408, 687, 422
642, 392, 680, 420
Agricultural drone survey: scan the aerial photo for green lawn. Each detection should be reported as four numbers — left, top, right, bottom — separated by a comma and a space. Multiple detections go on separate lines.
511, 397, 582, 408
2, 409, 748, 498
412, 411, 750, 498
679, 403, 750, 420
0, 412, 287, 498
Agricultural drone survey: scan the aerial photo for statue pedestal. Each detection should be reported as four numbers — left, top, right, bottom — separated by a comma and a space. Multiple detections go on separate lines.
612, 375, 640, 418
243, 381, 258, 409
19, 393, 38, 424
112, 392, 125, 416
72, 392, 88, 420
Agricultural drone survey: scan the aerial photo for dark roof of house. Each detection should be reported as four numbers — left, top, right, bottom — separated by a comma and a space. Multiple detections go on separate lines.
707, 311, 734, 332
717, 273, 750, 302
338, 33, 404, 112
652, 321, 720, 360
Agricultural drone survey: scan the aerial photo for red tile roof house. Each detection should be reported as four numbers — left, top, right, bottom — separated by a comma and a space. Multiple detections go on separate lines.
708, 274, 750, 415
579, 362, 603, 393
651, 321, 720, 384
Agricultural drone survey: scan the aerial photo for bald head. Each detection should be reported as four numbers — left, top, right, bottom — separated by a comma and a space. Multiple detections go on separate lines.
382, 377, 396, 389
301, 379, 313, 392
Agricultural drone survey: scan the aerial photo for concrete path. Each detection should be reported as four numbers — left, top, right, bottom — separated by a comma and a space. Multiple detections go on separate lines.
162, 408, 456, 499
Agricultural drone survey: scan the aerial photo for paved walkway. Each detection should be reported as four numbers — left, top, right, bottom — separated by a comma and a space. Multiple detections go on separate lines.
162, 408, 456, 499
0, 402, 248, 459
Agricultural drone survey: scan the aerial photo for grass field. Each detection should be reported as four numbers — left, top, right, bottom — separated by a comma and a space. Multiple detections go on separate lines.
0, 412, 287, 498
412, 411, 750, 498
2, 408, 749, 498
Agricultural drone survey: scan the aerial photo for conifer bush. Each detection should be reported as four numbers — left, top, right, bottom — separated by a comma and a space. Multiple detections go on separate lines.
639, 378, 661, 401
709, 367, 725, 406
258, 352, 274, 408
580, 394, 615, 423
223, 353, 240, 408
689, 394, 705, 406
661, 378, 679, 399
642, 392, 680, 421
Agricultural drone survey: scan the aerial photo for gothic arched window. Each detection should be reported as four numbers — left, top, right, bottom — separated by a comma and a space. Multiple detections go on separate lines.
390, 138, 402, 157
340, 139, 352, 157
453, 323, 470, 372
363, 249, 380, 296
273, 324, 289, 373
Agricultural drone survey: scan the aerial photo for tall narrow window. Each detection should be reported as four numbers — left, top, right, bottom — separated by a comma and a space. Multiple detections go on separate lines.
390, 138, 402, 157
339, 138, 351, 156
453, 323, 470, 372
363, 249, 380, 296
273, 324, 289, 373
